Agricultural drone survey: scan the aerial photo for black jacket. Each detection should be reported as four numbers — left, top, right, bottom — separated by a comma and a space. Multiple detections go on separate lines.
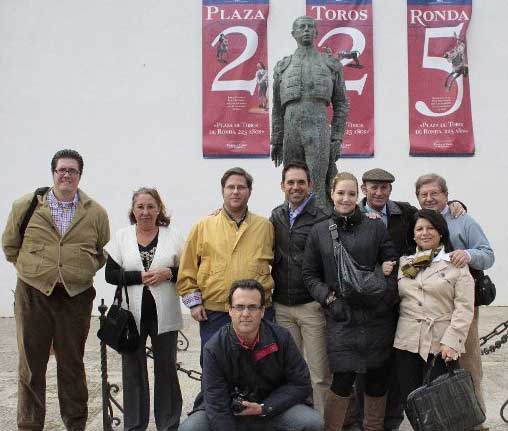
359, 198, 417, 257
200, 320, 312, 430
302, 207, 399, 373
270, 195, 330, 305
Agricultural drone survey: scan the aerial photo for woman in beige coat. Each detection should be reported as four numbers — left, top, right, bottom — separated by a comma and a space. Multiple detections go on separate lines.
394, 209, 474, 407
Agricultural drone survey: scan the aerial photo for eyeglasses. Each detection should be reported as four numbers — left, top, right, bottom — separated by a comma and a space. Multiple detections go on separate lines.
230, 304, 263, 312
418, 191, 443, 200
225, 185, 249, 192
54, 168, 80, 176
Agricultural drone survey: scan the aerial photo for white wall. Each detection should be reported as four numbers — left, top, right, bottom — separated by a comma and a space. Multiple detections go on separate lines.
0, 0, 506, 316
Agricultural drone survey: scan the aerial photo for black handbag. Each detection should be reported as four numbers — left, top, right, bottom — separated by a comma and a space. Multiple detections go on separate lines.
470, 268, 496, 306
328, 220, 387, 308
406, 357, 485, 431
97, 270, 140, 353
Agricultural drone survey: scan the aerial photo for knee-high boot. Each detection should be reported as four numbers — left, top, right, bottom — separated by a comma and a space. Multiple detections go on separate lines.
324, 391, 350, 431
363, 394, 387, 431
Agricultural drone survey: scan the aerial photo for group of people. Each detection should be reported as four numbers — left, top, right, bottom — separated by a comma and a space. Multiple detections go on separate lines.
2, 149, 494, 431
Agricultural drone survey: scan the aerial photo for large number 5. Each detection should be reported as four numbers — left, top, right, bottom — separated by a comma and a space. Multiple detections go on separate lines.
415, 23, 464, 117
318, 27, 368, 95
211, 26, 258, 96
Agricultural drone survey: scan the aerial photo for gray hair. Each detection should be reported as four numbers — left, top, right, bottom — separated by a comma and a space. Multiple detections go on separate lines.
415, 173, 448, 196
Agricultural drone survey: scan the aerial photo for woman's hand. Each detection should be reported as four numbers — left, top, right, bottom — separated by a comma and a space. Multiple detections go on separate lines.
382, 260, 397, 276
439, 344, 458, 362
143, 268, 172, 287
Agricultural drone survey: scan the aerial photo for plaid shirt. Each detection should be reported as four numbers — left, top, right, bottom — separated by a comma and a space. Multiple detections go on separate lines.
47, 189, 79, 236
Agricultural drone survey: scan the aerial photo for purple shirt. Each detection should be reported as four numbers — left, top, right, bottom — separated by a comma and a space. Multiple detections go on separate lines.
47, 189, 79, 236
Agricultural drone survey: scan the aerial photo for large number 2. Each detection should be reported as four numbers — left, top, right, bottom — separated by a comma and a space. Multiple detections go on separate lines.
318, 27, 368, 95
415, 23, 464, 117
211, 26, 258, 96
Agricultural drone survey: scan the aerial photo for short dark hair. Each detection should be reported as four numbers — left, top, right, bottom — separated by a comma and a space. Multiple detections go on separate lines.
221, 167, 253, 190
411, 209, 453, 253
129, 187, 171, 226
282, 161, 311, 183
51, 149, 84, 174
228, 279, 265, 307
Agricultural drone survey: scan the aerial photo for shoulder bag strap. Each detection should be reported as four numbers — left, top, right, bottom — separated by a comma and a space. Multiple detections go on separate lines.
328, 218, 340, 262
19, 187, 50, 245
121, 269, 132, 310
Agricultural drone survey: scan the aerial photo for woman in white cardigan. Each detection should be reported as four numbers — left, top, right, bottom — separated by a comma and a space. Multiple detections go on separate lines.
105, 187, 184, 431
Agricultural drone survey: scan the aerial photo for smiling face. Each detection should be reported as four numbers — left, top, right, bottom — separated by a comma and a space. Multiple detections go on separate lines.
417, 181, 448, 213
222, 174, 251, 214
228, 288, 265, 340
52, 158, 81, 200
281, 168, 311, 209
132, 193, 160, 229
361, 181, 392, 211
331, 179, 358, 215
414, 217, 442, 250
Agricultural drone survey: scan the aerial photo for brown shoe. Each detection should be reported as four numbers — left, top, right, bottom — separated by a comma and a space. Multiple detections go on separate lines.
363, 394, 387, 431
325, 391, 351, 431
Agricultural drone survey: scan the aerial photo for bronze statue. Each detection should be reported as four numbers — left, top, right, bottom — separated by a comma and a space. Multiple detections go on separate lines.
271, 16, 349, 208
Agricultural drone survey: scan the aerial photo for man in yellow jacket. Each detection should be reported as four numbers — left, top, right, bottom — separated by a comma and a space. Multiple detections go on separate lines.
177, 167, 274, 352
2, 149, 110, 431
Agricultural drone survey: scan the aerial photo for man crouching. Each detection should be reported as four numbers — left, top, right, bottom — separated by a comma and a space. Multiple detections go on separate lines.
179, 279, 323, 431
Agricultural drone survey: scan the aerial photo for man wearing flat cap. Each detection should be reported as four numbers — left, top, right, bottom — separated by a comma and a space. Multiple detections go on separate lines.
353, 168, 417, 430
359, 168, 417, 257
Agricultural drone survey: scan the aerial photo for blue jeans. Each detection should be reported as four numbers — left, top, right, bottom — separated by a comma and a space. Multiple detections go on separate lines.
179, 404, 323, 431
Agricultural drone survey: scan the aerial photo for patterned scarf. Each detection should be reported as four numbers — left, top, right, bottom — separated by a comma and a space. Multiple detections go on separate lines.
401, 246, 443, 279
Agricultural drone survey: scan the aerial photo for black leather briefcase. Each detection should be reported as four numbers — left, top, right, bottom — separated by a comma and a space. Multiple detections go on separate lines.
406, 359, 485, 431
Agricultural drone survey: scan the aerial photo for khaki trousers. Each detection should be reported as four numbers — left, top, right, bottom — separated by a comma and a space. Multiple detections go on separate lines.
15, 278, 94, 431
460, 306, 486, 414
274, 301, 331, 415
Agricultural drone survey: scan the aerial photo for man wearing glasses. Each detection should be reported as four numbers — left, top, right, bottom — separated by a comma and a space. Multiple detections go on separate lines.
416, 173, 494, 431
2, 149, 110, 431
179, 279, 323, 431
177, 167, 274, 353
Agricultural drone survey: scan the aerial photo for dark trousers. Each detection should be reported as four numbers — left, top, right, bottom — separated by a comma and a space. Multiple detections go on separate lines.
199, 307, 275, 365
122, 319, 182, 431
330, 362, 391, 398
395, 349, 458, 411
355, 352, 404, 429
15, 278, 94, 431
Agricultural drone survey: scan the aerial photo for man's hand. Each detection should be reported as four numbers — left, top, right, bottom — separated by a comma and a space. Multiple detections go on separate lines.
366, 212, 381, 220
382, 261, 397, 276
449, 201, 466, 218
190, 305, 208, 322
234, 401, 263, 416
142, 268, 172, 287
271, 145, 283, 167
449, 249, 470, 268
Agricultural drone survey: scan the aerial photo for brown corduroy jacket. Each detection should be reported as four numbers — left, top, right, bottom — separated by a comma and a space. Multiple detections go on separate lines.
2, 188, 110, 296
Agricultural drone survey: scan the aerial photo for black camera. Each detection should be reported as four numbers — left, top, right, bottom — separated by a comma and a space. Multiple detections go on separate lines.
231, 387, 251, 414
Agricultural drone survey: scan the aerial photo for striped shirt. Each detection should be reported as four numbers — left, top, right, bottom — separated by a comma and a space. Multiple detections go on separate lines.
47, 189, 79, 236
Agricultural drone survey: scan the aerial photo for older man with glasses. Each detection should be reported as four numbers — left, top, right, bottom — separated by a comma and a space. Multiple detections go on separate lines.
2, 149, 110, 431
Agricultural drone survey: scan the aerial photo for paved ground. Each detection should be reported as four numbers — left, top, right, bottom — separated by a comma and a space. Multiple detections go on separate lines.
1, 307, 507, 430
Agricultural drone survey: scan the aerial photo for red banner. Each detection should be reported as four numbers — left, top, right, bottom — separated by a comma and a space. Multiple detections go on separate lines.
307, 0, 374, 157
407, 0, 474, 156
202, 1, 270, 158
